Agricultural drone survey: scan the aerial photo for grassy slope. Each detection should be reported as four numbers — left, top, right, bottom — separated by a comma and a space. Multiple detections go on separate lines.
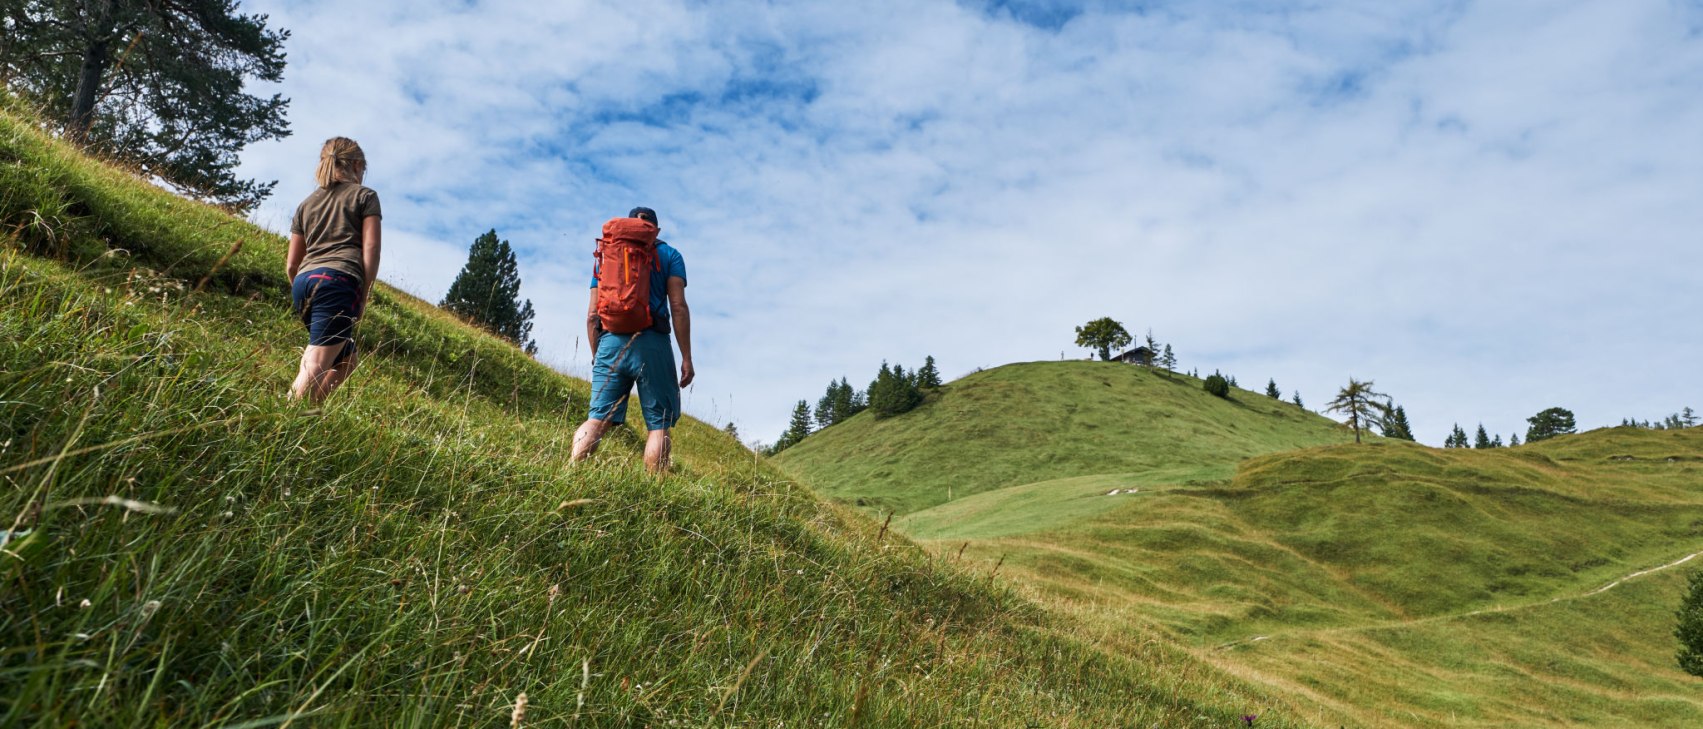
777, 360, 1353, 518
0, 104, 1307, 727
1002, 430, 1703, 727
779, 353, 1703, 726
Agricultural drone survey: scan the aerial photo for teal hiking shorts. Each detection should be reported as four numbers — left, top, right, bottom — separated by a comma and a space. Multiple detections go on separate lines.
587, 330, 681, 430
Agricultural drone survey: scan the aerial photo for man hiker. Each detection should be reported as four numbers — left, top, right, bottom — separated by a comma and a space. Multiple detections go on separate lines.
571, 206, 694, 473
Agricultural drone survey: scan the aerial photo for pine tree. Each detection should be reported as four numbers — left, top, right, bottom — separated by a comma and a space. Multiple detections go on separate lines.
1684, 407, 1699, 428
1143, 330, 1159, 366
441, 230, 538, 354
1491, 434, 1503, 447
1292, 391, 1304, 408
1445, 424, 1469, 448
1509, 433, 1521, 446
1266, 379, 1281, 399
1474, 424, 1492, 449
1525, 407, 1578, 443
1227, 375, 1239, 388
0, 1, 290, 210
1160, 344, 1177, 372
772, 400, 813, 453
1381, 405, 1415, 441
722, 422, 740, 441
917, 356, 943, 389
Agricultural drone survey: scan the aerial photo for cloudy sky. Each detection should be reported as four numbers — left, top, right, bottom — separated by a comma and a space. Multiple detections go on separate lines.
237, 0, 1702, 444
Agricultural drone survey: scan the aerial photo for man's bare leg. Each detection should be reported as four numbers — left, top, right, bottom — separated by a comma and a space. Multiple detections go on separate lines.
644, 428, 671, 474
572, 418, 612, 462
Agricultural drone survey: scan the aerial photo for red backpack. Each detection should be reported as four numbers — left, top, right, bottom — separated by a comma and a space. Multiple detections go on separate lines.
594, 217, 661, 334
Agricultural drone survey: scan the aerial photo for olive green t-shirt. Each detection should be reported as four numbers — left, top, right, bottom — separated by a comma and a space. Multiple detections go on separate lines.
290, 183, 382, 283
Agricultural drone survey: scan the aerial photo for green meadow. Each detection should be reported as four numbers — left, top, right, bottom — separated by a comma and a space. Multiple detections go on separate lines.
0, 102, 1314, 726
779, 363, 1703, 727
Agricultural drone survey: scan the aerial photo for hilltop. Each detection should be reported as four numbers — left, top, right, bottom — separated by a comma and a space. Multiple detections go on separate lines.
777, 359, 1353, 518
0, 102, 1303, 726
775, 354, 1703, 726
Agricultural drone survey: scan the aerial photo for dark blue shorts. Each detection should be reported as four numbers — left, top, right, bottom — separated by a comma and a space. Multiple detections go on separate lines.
588, 330, 681, 430
291, 268, 361, 360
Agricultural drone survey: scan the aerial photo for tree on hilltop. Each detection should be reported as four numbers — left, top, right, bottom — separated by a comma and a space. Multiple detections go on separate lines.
1266, 379, 1281, 399
1292, 391, 1304, 409
1474, 424, 1492, 449
722, 421, 740, 441
1525, 407, 1578, 443
0, 0, 290, 210
1160, 344, 1177, 372
1684, 407, 1699, 428
442, 230, 537, 354
1325, 378, 1391, 444
1381, 405, 1415, 441
1204, 372, 1230, 399
1509, 432, 1522, 446
1075, 317, 1132, 361
1444, 424, 1469, 448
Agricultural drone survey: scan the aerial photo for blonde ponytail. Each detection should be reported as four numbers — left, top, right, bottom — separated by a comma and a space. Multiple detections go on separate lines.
314, 137, 367, 188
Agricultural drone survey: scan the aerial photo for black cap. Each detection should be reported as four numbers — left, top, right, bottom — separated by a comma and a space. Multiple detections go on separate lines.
628, 207, 658, 225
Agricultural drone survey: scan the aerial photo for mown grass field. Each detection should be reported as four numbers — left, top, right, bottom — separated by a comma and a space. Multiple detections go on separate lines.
0, 101, 1320, 727
778, 361, 1703, 726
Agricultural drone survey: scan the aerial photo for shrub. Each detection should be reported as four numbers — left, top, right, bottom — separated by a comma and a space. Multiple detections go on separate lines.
1677, 569, 1703, 676
1203, 373, 1230, 399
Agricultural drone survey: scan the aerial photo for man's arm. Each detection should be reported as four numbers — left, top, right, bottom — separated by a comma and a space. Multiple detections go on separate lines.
286, 233, 307, 280
667, 276, 693, 387
359, 216, 382, 312
585, 287, 601, 354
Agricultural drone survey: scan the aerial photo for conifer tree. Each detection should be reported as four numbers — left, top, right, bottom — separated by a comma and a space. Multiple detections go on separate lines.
0, 0, 291, 209
1266, 379, 1281, 399
1292, 391, 1304, 408
722, 422, 740, 441
1684, 407, 1699, 428
917, 356, 943, 389
1144, 330, 1159, 366
1509, 433, 1521, 446
1474, 424, 1492, 449
1381, 405, 1415, 441
1325, 378, 1391, 444
1492, 434, 1503, 448
772, 400, 813, 453
441, 230, 538, 354
1525, 407, 1578, 443
1160, 344, 1177, 372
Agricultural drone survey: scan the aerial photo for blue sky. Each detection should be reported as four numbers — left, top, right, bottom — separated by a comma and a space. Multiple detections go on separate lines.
237, 0, 1702, 443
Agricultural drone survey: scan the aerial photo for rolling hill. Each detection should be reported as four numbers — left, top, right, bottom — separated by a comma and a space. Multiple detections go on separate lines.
776, 361, 1703, 726
778, 360, 1354, 517
0, 101, 1303, 727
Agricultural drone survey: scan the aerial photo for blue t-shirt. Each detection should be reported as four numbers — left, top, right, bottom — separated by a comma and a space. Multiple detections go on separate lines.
590, 241, 686, 334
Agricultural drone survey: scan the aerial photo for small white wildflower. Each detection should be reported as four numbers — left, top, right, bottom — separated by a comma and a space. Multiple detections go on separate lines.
74, 633, 91, 641
78, 599, 92, 609
223, 511, 234, 518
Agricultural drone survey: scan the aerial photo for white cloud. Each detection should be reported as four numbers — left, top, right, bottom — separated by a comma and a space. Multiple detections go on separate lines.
238, 0, 1703, 443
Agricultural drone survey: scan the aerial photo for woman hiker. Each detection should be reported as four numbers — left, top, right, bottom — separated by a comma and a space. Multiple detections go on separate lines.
285, 137, 382, 403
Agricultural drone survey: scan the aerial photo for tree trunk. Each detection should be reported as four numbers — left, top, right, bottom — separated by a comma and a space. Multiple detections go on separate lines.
69, 35, 111, 143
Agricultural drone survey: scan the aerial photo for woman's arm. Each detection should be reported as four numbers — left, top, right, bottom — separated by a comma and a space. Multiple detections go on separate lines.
286, 233, 307, 280
360, 215, 382, 311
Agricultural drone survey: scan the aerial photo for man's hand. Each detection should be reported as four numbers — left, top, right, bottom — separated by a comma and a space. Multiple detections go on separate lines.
679, 358, 695, 388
